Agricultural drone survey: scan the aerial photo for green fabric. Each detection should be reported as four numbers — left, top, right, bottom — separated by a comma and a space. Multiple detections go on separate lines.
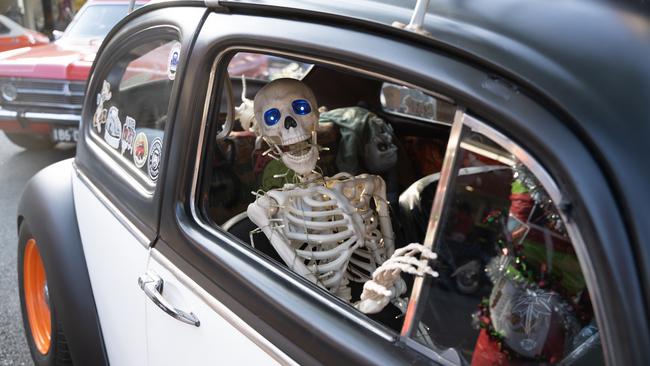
261, 159, 295, 191
511, 179, 529, 194
521, 240, 586, 295
319, 107, 373, 174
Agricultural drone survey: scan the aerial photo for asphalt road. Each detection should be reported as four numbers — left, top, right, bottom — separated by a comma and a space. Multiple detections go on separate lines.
0, 133, 75, 366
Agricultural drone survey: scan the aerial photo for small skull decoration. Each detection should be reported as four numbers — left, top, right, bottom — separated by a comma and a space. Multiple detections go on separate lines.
253, 78, 319, 176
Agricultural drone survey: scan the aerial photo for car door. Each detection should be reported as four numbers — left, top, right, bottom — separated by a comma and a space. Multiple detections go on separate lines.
143, 3, 646, 366
72, 5, 206, 365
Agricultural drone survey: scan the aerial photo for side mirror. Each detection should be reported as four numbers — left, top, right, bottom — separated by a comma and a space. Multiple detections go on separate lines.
52, 30, 64, 40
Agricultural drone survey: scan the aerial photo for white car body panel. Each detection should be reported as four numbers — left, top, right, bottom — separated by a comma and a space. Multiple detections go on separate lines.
145, 251, 287, 366
72, 173, 148, 366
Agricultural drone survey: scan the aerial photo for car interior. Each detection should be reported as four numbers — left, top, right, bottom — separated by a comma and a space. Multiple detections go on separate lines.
197, 51, 602, 365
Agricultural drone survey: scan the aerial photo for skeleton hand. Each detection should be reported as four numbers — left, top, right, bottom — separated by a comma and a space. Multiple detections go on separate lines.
355, 243, 438, 314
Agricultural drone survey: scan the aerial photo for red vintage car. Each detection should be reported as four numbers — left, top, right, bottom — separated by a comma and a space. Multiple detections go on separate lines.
0, 0, 148, 149
0, 15, 49, 52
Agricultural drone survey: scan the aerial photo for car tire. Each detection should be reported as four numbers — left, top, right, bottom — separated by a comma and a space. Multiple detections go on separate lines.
5, 133, 56, 150
17, 223, 73, 366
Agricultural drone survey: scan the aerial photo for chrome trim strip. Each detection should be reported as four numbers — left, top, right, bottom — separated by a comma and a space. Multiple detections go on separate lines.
401, 107, 465, 337
17, 88, 84, 96
23, 112, 80, 122
0, 109, 17, 118
5, 101, 82, 109
73, 161, 151, 248
188, 47, 420, 342
0, 109, 81, 122
150, 249, 299, 366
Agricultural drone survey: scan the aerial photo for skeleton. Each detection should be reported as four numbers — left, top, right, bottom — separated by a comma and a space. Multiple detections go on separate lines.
245, 78, 437, 314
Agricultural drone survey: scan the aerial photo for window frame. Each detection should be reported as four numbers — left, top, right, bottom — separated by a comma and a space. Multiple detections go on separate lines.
188, 46, 613, 365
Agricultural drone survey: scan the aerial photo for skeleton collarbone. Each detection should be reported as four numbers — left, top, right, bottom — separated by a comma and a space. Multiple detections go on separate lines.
249, 173, 395, 299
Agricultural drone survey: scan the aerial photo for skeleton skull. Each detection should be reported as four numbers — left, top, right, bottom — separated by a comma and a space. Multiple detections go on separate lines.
254, 78, 319, 175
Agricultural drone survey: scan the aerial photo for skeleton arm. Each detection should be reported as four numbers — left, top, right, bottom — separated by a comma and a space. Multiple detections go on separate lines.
247, 194, 318, 283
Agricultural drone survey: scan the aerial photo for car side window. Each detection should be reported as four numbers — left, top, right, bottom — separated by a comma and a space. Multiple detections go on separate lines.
90, 36, 180, 183
0, 21, 9, 34
198, 51, 455, 334
196, 50, 603, 366
404, 115, 604, 365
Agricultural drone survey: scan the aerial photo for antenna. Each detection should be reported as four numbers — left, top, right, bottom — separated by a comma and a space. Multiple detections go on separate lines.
392, 0, 431, 36
129, 0, 136, 13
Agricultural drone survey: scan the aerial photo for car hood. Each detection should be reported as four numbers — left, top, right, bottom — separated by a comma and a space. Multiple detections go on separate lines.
0, 38, 101, 81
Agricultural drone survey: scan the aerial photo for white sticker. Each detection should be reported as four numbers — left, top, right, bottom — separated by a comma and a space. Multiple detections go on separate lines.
93, 80, 112, 133
167, 42, 181, 80
103, 106, 121, 149
147, 138, 163, 181
133, 132, 148, 168
121, 116, 136, 155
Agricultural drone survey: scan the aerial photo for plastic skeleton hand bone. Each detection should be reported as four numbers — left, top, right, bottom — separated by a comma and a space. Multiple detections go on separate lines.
355, 243, 438, 314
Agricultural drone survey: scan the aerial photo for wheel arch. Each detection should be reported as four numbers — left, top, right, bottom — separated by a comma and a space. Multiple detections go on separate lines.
17, 158, 109, 366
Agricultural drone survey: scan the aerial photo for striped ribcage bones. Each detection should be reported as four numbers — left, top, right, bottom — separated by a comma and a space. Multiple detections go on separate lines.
250, 173, 395, 302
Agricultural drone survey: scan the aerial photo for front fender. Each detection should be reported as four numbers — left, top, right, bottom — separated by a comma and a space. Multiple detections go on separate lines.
17, 158, 109, 366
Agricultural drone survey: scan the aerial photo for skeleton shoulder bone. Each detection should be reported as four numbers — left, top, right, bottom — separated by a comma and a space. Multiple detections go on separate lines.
244, 78, 437, 314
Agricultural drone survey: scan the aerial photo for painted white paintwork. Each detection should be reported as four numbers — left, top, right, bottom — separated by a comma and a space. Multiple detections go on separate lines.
145, 254, 285, 366
72, 174, 149, 366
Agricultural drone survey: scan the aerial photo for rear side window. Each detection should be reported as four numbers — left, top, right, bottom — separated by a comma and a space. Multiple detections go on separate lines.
0, 21, 9, 34
90, 37, 180, 184
404, 116, 603, 365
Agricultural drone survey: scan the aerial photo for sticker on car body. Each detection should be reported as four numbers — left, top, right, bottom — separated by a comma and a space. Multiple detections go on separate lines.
133, 132, 148, 168
121, 116, 136, 155
148, 138, 163, 181
167, 42, 181, 80
104, 106, 122, 149
93, 80, 112, 133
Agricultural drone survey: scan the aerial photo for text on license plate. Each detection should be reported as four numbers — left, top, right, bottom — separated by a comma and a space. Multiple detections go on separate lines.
52, 128, 79, 142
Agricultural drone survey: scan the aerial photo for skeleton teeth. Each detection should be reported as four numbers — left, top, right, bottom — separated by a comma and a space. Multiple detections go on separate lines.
284, 140, 311, 157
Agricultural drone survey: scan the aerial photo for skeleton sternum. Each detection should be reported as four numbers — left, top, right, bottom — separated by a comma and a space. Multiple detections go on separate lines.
263, 174, 392, 302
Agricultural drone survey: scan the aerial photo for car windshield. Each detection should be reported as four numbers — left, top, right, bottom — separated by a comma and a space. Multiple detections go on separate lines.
63, 4, 129, 40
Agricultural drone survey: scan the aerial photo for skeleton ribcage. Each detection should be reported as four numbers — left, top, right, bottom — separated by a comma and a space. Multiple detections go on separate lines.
268, 184, 384, 295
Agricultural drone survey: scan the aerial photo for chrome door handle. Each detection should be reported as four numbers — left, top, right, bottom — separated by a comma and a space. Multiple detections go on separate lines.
138, 273, 200, 327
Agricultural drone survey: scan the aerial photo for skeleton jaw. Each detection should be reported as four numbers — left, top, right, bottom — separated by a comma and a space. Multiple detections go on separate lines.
278, 134, 319, 176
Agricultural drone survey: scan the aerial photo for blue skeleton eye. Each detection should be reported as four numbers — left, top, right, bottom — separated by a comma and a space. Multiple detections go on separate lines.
291, 99, 312, 115
263, 108, 281, 126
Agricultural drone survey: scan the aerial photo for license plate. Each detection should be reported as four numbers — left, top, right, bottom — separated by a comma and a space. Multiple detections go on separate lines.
52, 127, 79, 142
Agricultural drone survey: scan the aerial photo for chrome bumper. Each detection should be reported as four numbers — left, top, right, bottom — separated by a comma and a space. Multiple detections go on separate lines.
0, 108, 80, 124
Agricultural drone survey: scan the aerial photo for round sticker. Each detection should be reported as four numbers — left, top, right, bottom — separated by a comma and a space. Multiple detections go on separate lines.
133, 132, 149, 168
167, 42, 181, 80
148, 138, 163, 182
